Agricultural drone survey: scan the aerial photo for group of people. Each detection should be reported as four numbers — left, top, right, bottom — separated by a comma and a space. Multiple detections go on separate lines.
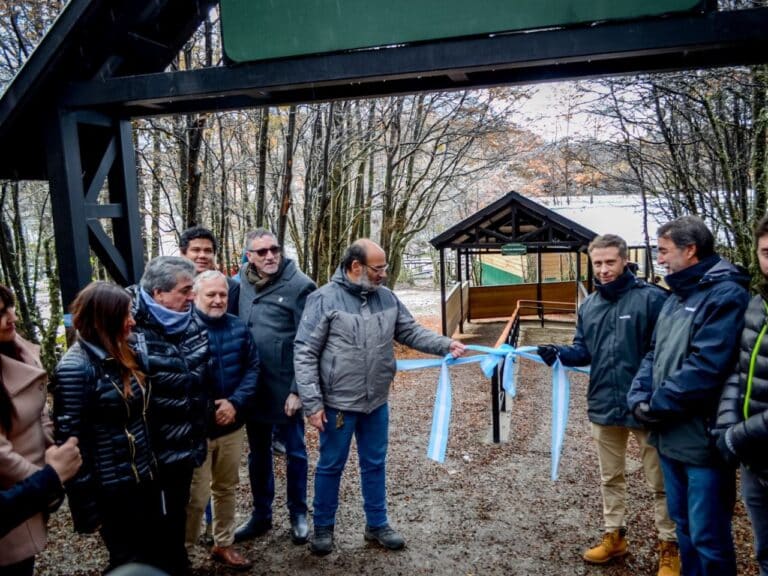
538, 215, 768, 576
3, 214, 766, 576
0, 226, 463, 575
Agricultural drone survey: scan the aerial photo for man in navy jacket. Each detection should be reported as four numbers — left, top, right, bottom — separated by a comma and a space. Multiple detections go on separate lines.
628, 216, 750, 576
184, 270, 259, 570
538, 234, 677, 574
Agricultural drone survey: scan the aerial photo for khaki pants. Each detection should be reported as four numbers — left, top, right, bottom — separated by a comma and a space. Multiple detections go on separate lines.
590, 422, 676, 541
185, 428, 245, 549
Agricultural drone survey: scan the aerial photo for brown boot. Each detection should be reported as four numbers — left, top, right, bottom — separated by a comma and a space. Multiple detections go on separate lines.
658, 540, 680, 576
211, 545, 253, 571
582, 529, 628, 564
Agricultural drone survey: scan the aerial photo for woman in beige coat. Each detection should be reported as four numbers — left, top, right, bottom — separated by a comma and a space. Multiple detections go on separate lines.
0, 284, 54, 576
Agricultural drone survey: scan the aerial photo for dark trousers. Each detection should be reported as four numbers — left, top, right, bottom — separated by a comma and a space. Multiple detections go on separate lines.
660, 455, 736, 576
245, 418, 308, 520
742, 465, 768, 576
99, 481, 158, 573
152, 463, 194, 576
0, 557, 34, 576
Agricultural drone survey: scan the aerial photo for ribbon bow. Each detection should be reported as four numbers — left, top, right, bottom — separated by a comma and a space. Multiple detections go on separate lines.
396, 344, 589, 480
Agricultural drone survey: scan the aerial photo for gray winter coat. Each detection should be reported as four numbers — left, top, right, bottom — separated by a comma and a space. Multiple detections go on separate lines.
239, 258, 316, 423
294, 267, 451, 415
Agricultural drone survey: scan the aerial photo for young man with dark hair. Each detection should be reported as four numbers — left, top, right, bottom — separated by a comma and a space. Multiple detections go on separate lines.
715, 213, 768, 576
538, 234, 677, 575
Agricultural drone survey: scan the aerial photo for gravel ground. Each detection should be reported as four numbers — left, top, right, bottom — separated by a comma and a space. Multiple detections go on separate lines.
37, 298, 760, 575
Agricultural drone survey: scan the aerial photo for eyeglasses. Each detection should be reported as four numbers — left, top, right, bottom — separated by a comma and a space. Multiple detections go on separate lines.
247, 245, 281, 257
366, 263, 389, 274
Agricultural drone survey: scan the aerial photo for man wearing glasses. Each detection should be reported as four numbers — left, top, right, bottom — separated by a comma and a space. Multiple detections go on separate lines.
294, 238, 466, 555
235, 229, 316, 546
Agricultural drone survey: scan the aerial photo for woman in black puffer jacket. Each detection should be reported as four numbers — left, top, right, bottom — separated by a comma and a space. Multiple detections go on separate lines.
716, 215, 768, 576
54, 282, 156, 572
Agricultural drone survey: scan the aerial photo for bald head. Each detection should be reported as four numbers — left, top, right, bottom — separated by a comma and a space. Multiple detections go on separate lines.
342, 238, 388, 290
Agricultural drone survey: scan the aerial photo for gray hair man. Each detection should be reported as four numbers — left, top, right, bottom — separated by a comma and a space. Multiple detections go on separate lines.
129, 256, 210, 575
184, 271, 259, 570
234, 229, 316, 545
294, 238, 466, 555
628, 216, 750, 576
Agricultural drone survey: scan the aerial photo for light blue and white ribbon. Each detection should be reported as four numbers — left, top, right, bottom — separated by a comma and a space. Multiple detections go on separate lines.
397, 344, 589, 480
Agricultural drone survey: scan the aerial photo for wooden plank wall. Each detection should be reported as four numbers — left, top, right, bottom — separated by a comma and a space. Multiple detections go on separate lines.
445, 281, 469, 335
468, 281, 577, 320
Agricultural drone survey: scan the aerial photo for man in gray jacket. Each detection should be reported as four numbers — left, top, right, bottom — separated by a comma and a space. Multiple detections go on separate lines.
537, 234, 677, 576
235, 229, 316, 545
295, 238, 465, 556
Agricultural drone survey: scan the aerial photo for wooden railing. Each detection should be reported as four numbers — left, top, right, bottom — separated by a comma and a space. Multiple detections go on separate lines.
488, 299, 577, 443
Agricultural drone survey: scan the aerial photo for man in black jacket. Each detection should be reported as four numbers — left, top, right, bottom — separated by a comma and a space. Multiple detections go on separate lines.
235, 229, 316, 545
131, 256, 210, 576
184, 271, 259, 570
716, 214, 768, 576
538, 234, 677, 575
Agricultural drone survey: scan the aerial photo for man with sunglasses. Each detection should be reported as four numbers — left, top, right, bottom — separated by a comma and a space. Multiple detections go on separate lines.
294, 238, 466, 555
235, 229, 316, 546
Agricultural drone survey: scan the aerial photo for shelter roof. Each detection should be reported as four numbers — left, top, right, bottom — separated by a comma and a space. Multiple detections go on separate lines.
430, 190, 597, 250
0, 0, 216, 180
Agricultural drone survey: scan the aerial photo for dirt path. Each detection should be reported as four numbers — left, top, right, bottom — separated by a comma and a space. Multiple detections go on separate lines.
38, 317, 759, 575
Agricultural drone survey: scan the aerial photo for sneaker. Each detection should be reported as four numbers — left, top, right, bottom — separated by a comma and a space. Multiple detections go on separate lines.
309, 525, 334, 556
582, 528, 628, 564
233, 516, 272, 543
364, 524, 406, 550
658, 540, 680, 576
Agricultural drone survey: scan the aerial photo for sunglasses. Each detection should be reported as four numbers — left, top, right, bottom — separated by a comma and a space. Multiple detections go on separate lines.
247, 245, 281, 257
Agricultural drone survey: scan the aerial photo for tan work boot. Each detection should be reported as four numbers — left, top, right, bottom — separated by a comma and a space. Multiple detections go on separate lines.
658, 540, 680, 576
582, 529, 628, 564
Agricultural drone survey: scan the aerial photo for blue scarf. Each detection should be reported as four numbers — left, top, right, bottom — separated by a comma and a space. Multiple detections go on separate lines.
140, 289, 191, 335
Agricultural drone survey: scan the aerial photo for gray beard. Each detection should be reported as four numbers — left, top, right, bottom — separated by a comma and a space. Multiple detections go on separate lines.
355, 275, 379, 292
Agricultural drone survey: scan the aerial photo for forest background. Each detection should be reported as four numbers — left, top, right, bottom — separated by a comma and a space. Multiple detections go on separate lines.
0, 0, 766, 370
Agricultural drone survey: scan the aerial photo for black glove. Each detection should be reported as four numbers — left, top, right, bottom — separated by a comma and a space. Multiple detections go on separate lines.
633, 402, 665, 428
537, 345, 559, 367
715, 430, 739, 468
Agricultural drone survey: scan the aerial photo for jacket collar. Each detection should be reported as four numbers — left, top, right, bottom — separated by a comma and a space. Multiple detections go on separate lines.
664, 255, 722, 297
595, 267, 637, 302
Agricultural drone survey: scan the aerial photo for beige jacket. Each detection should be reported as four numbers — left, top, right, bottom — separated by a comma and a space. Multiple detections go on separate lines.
0, 335, 53, 566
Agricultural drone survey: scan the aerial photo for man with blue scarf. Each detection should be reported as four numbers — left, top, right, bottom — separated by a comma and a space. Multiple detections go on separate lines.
538, 234, 677, 575
628, 216, 750, 576
129, 256, 210, 575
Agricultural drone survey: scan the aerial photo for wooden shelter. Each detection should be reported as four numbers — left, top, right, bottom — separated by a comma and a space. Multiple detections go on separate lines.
430, 191, 599, 336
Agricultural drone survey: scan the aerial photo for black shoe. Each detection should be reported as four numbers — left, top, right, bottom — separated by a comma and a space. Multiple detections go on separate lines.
309, 525, 334, 556
364, 524, 405, 550
233, 516, 272, 543
290, 513, 309, 544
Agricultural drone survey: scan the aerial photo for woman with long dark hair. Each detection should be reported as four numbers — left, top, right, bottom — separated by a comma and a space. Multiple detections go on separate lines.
54, 281, 157, 572
0, 284, 54, 576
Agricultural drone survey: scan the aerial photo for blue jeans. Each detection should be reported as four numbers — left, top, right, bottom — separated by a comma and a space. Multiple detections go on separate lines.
660, 455, 736, 576
313, 404, 389, 528
742, 465, 768, 576
245, 418, 308, 519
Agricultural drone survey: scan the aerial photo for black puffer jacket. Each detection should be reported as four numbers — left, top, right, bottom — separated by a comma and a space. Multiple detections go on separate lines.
53, 339, 154, 533
716, 293, 768, 474
129, 287, 210, 468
